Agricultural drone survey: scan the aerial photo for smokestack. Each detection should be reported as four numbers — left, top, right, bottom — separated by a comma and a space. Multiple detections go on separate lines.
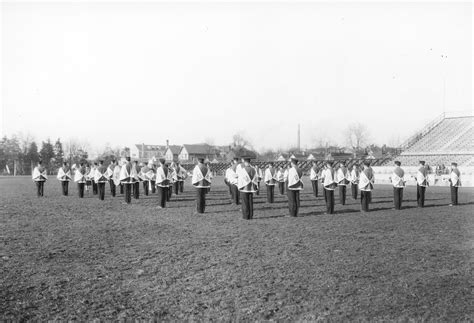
166, 139, 169, 148
297, 124, 301, 151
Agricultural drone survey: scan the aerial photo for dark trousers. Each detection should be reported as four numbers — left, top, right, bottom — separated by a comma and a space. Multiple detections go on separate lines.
325, 189, 334, 214
361, 190, 371, 212
98, 182, 106, 200
77, 183, 85, 198
225, 179, 232, 198
167, 185, 172, 201
241, 192, 254, 220
61, 181, 69, 196
151, 181, 156, 193
351, 184, 358, 199
323, 187, 327, 202
417, 184, 426, 207
179, 181, 184, 193
196, 188, 207, 213
393, 187, 403, 210
311, 180, 318, 197
174, 182, 180, 195
120, 184, 124, 194
256, 181, 260, 195
92, 181, 98, 195
450, 185, 458, 205
278, 181, 285, 195
288, 189, 300, 217
133, 182, 140, 199
266, 184, 275, 203
124, 184, 132, 204
143, 181, 149, 196
35, 181, 44, 197
231, 184, 240, 205
339, 185, 347, 205
109, 180, 116, 197
157, 186, 167, 208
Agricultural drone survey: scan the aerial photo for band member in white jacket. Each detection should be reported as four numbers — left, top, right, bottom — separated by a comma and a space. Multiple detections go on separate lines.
336, 162, 350, 205
449, 162, 461, 206
226, 158, 240, 205
192, 158, 212, 214
321, 161, 337, 214
32, 160, 47, 197
359, 161, 375, 212
238, 157, 259, 220
350, 163, 360, 199
416, 160, 429, 208
390, 160, 406, 210
94, 160, 109, 201
287, 158, 303, 217
57, 161, 72, 196
276, 165, 286, 195
309, 160, 319, 198
264, 162, 278, 203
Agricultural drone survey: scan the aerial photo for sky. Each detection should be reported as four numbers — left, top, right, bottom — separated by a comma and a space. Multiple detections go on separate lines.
1, 1, 472, 153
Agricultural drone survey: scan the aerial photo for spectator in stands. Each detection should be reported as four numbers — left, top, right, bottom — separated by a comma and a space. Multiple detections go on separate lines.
415, 160, 429, 208
449, 162, 461, 206
390, 161, 406, 210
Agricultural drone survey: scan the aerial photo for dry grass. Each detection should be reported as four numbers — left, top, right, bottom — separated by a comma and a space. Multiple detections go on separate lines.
1, 176, 473, 321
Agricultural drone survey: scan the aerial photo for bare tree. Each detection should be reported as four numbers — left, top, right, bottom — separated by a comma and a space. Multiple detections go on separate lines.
204, 137, 215, 146
231, 131, 252, 149
344, 122, 370, 150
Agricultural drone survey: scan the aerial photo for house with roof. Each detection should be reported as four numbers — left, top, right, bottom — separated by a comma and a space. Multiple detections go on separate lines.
164, 145, 182, 161
178, 144, 216, 162
130, 143, 167, 161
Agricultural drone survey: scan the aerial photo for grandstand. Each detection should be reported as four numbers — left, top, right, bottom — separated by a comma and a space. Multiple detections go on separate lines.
391, 113, 473, 167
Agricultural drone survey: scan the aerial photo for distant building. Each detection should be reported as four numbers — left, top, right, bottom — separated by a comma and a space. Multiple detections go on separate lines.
130, 143, 167, 161
179, 144, 215, 162
164, 145, 182, 161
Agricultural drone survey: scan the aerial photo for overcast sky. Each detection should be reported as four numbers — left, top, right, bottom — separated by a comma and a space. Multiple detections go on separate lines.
1, 1, 472, 152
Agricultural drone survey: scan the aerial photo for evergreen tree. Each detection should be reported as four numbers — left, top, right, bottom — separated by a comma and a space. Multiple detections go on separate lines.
39, 139, 55, 169
54, 138, 64, 168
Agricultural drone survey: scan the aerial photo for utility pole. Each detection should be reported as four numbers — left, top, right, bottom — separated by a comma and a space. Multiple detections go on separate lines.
297, 124, 300, 152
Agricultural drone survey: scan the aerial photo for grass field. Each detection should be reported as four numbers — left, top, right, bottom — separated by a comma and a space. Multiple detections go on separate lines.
1, 176, 473, 321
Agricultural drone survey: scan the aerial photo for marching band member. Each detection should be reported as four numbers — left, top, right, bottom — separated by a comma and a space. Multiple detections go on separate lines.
174, 161, 187, 194
287, 158, 303, 217
238, 157, 258, 220
139, 163, 152, 196
149, 162, 157, 194
227, 158, 240, 205
94, 160, 109, 201
57, 161, 72, 196
390, 160, 405, 210
321, 161, 337, 214
224, 163, 234, 200
166, 162, 177, 201
309, 160, 319, 197
205, 160, 213, 194
113, 161, 122, 195
32, 160, 47, 197
276, 165, 286, 195
119, 157, 136, 204
449, 162, 461, 206
416, 160, 429, 208
106, 160, 117, 197
91, 162, 98, 195
85, 164, 92, 193
336, 162, 350, 205
74, 162, 86, 198
192, 157, 212, 214
264, 162, 277, 203
350, 163, 360, 199
132, 161, 141, 199
255, 165, 263, 195
359, 160, 375, 212
156, 158, 173, 208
